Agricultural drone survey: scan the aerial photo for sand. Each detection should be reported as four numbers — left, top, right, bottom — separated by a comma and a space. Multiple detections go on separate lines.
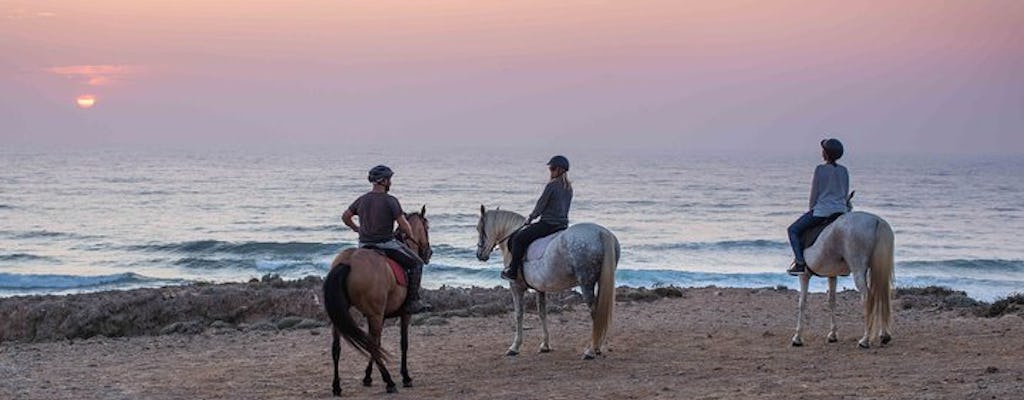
2, 285, 1022, 399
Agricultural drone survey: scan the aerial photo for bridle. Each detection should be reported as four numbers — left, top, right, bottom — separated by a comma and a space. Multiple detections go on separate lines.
397, 213, 431, 262
477, 213, 525, 253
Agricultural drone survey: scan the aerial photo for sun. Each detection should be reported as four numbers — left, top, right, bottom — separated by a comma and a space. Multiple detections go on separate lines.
76, 95, 96, 109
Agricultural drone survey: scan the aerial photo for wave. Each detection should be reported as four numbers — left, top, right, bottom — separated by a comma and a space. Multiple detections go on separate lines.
0, 204, 12, 210
635, 240, 787, 252
171, 257, 328, 273
0, 253, 56, 262
128, 240, 346, 256
899, 259, 1024, 273
0, 272, 184, 291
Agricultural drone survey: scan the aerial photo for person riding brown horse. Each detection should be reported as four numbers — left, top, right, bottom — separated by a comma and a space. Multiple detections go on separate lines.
325, 206, 432, 395
342, 165, 430, 314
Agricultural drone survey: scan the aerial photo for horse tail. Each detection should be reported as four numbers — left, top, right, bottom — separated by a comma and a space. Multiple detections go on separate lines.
866, 217, 895, 339
323, 263, 386, 362
592, 229, 619, 351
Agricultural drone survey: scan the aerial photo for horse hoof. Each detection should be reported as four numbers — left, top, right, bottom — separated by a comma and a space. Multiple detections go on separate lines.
881, 334, 892, 345
332, 388, 341, 397
827, 336, 838, 343
363, 380, 372, 387
858, 341, 870, 349
791, 340, 803, 347
583, 353, 596, 360
505, 349, 519, 357
386, 385, 398, 394
403, 379, 413, 388
539, 347, 551, 353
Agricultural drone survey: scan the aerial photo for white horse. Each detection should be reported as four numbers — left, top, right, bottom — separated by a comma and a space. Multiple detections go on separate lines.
792, 210, 895, 349
475, 206, 620, 359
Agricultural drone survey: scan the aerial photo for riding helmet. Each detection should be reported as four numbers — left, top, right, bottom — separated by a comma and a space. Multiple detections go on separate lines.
820, 138, 844, 161
368, 165, 394, 183
547, 155, 570, 171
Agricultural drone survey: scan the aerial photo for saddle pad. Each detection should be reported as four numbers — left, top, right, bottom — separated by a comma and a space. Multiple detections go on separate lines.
385, 258, 407, 287
526, 232, 562, 263
801, 212, 844, 250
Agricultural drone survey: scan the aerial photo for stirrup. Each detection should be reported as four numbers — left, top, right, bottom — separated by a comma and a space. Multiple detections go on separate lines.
786, 262, 806, 276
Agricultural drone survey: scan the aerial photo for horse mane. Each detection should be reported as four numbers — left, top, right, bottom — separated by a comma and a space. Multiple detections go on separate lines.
486, 209, 526, 230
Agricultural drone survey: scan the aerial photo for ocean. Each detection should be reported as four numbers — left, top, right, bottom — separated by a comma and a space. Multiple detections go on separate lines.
1, 147, 1022, 301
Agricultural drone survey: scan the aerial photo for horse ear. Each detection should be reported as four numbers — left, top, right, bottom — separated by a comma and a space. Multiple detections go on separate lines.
421, 205, 426, 216
480, 204, 486, 215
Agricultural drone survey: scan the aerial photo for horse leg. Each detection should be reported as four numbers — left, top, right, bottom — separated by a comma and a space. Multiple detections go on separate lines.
791, 273, 810, 347
506, 283, 526, 356
400, 313, 413, 387
827, 276, 838, 343
332, 329, 342, 396
537, 291, 551, 353
580, 282, 599, 358
363, 359, 373, 387
367, 316, 398, 393
853, 270, 871, 349
362, 317, 373, 387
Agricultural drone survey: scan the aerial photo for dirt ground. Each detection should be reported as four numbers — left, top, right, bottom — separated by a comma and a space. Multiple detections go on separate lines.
2, 287, 1022, 400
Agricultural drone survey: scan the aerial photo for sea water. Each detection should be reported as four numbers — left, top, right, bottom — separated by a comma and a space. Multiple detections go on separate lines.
1, 147, 1022, 301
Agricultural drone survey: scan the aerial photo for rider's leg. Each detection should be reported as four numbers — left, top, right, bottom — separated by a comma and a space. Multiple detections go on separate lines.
381, 245, 431, 314
787, 211, 825, 275
502, 222, 563, 280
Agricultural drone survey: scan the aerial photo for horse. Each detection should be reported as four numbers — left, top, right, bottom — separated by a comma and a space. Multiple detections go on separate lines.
475, 206, 620, 359
791, 209, 895, 349
322, 207, 432, 396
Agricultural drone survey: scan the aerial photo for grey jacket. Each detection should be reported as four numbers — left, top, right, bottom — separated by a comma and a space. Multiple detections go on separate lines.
529, 180, 573, 225
810, 163, 850, 217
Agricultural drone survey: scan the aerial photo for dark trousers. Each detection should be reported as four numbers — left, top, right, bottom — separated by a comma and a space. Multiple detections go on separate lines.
787, 211, 827, 264
508, 221, 567, 272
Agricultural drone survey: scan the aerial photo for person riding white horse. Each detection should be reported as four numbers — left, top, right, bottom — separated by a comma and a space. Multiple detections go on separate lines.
501, 155, 573, 281
787, 138, 849, 275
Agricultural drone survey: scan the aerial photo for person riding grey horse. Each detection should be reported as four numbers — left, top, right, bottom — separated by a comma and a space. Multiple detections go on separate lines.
501, 155, 574, 281
786, 138, 850, 275
342, 165, 431, 313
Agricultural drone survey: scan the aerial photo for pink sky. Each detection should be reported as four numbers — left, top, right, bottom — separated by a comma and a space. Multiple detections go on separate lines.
2, 0, 1022, 153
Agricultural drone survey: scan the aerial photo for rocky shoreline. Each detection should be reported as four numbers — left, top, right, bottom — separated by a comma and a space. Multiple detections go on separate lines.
1, 275, 1020, 344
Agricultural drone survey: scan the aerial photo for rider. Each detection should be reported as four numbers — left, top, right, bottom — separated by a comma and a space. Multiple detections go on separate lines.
342, 165, 431, 313
786, 138, 850, 275
501, 155, 574, 281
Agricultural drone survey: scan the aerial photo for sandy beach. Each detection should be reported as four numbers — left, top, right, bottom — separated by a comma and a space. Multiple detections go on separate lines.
1, 281, 1022, 400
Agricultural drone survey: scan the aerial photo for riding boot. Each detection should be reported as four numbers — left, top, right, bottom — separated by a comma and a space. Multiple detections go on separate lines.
500, 263, 518, 280
787, 260, 807, 276
403, 265, 432, 314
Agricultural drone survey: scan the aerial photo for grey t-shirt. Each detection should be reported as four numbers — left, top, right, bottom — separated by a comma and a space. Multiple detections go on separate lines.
348, 192, 404, 244
529, 180, 573, 225
810, 163, 850, 217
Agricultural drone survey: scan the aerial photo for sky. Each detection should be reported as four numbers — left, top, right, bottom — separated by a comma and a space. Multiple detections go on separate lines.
2, 0, 1022, 154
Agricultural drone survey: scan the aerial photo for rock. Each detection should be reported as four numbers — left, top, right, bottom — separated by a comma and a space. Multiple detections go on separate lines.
209, 320, 234, 330
276, 317, 305, 330
293, 319, 324, 330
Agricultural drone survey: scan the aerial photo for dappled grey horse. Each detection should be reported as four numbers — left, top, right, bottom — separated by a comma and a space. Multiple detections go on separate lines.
476, 206, 620, 359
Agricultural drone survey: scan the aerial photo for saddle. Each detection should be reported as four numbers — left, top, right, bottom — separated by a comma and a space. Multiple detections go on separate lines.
361, 248, 408, 287
525, 231, 563, 264
800, 212, 844, 250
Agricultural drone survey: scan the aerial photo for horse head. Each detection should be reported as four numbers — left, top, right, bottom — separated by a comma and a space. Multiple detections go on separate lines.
402, 205, 432, 264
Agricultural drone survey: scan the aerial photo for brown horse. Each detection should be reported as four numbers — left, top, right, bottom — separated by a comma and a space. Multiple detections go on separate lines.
322, 207, 431, 396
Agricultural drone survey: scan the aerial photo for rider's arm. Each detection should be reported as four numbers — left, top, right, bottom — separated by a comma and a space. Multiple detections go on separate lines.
528, 182, 553, 222
808, 165, 822, 211
396, 214, 414, 238
342, 209, 359, 233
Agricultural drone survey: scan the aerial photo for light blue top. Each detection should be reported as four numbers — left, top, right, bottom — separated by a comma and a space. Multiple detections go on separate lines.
810, 163, 850, 217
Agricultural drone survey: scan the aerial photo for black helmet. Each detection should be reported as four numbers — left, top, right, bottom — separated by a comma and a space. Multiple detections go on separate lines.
821, 138, 844, 161
368, 165, 394, 183
547, 155, 570, 171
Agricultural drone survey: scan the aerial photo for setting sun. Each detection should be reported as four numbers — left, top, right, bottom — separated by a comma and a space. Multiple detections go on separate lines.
76, 95, 96, 109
